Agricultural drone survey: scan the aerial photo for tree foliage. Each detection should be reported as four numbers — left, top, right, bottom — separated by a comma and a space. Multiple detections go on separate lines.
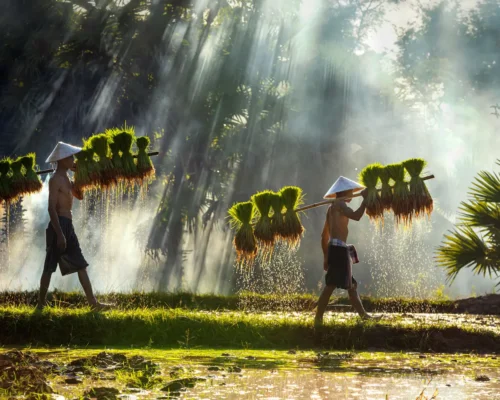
436, 160, 500, 284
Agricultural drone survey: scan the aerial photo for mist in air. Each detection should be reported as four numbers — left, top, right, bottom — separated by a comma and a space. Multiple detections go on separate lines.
0, 0, 498, 298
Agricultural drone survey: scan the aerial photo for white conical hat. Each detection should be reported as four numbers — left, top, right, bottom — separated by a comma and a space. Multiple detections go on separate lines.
46, 142, 82, 163
323, 176, 365, 199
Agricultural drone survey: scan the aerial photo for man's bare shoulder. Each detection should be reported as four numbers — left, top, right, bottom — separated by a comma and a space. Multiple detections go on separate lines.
336, 200, 353, 215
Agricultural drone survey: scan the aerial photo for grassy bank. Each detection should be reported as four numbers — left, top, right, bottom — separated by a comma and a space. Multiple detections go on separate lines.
0, 290, 468, 313
1, 306, 499, 353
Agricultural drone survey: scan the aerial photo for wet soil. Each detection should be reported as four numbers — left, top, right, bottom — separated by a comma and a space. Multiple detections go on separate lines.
1, 349, 499, 400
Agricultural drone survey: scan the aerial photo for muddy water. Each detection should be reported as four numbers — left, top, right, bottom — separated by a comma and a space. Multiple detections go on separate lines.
187, 368, 500, 399
3, 349, 500, 400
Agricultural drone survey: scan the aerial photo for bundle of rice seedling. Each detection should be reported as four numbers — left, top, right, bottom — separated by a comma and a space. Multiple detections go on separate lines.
10, 158, 28, 200
280, 186, 305, 248
359, 163, 384, 221
21, 153, 42, 194
85, 144, 100, 189
386, 162, 412, 225
251, 191, 275, 251
89, 134, 114, 188
136, 136, 155, 181
403, 158, 433, 218
228, 201, 257, 261
114, 130, 137, 182
379, 166, 393, 211
0, 159, 12, 202
270, 192, 285, 240
73, 149, 91, 192
108, 138, 124, 183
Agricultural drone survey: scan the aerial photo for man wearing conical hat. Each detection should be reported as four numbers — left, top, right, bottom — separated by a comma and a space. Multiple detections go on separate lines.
37, 142, 111, 311
314, 176, 376, 325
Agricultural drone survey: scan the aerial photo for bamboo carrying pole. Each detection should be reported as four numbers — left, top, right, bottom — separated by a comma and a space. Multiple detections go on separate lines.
35, 151, 160, 175
295, 174, 435, 213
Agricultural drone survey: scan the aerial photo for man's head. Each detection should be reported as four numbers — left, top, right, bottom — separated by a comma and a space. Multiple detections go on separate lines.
337, 189, 354, 203
57, 155, 76, 170
46, 142, 82, 169
323, 176, 364, 201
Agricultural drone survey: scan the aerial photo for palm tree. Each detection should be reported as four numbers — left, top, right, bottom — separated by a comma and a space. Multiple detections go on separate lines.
436, 160, 500, 285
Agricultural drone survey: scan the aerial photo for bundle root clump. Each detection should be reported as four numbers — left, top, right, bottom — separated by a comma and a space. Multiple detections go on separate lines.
251, 191, 275, 254
386, 163, 412, 226
403, 158, 433, 218
359, 163, 384, 222
20, 154, 42, 195
279, 186, 305, 248
228, 201, 258, 262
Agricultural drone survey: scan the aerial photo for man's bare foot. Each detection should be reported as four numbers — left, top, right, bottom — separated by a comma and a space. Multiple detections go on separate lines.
91, 302, 113, 312
361, 313, 382, 321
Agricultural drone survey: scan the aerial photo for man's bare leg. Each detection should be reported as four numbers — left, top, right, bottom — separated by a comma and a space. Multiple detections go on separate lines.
314, 285, 335, 326
37, 271, 52, 309
77, 269, 97, 306
77, 269, 112, 311
348, 286, 377, 320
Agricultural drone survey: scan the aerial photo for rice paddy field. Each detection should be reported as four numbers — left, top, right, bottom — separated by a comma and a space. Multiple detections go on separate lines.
1, 292, 499, 399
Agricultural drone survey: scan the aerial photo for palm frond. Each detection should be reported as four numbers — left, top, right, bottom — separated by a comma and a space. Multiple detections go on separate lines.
469, 170, 500, 203
436, 226, 500, 283
458, 201, 500, 231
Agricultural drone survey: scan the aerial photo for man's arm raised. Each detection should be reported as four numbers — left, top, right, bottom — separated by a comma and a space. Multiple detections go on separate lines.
71, 182, 84, 200
338, 189, 368, 221
48, 177, 66, 250
70, 163, 83, 200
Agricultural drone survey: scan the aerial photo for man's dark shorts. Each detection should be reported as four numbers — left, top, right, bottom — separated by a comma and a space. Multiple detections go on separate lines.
44, 217, 88, 275
325, 244, 357, 290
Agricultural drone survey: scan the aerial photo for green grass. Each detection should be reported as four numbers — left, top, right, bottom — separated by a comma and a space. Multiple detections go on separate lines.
0, 306, 499, 353
0, 290, 462, 313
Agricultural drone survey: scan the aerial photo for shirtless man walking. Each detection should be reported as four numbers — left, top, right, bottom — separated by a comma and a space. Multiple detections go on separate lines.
37, 142, 110, 311
314, 176, 377, 326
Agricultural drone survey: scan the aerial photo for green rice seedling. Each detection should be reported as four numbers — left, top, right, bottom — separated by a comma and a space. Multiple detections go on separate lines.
269, 193, 285, 240
90, 134, 115, 188
136, 136, 155, 181
359, 163, 384, 222
228, 201, 258, 262
0, 158, 12, 202
386, 162, 412, 226
9, 158, 27, 201
403, 158, 433, 218
20, 154, 42, 195
107, 132, 124, 184
84, 140, 100, 190
379, 166, 393, 212
251, 191, 275, 253
114, 129, 138, 183
73, 149, 91, 192
280, 186, 305, 248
